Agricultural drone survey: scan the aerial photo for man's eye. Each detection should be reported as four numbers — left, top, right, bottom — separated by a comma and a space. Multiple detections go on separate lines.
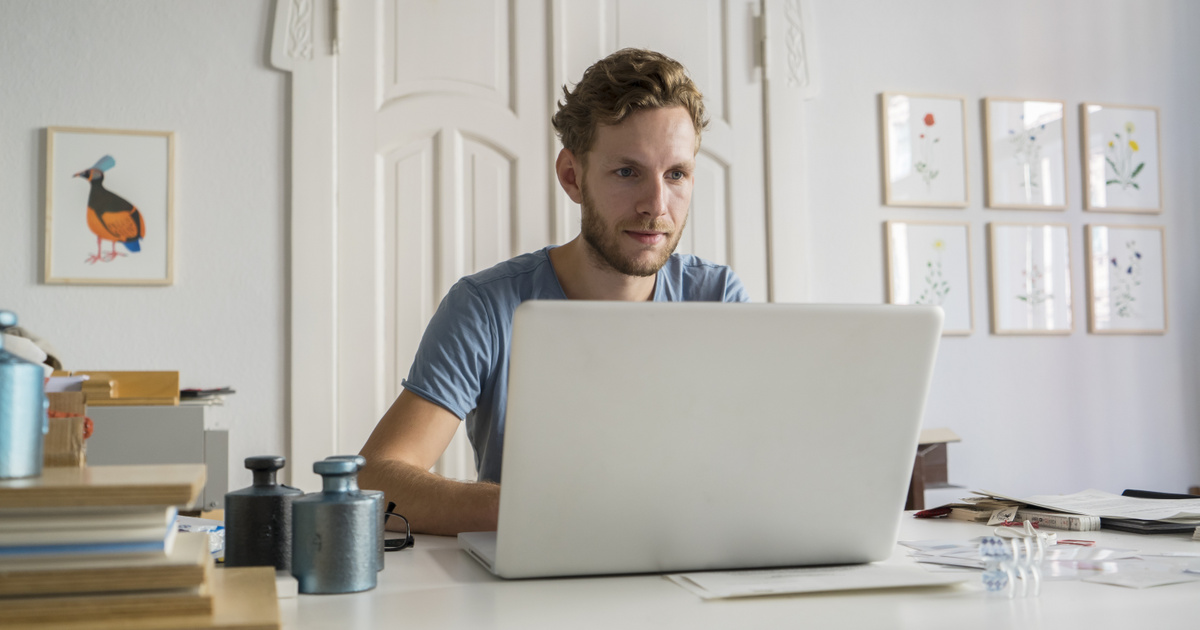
668, 171, 685, 180
616, 167, 634, 177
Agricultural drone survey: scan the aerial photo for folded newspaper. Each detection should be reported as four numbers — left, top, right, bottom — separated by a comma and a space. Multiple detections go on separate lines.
975, 489, 1200, 524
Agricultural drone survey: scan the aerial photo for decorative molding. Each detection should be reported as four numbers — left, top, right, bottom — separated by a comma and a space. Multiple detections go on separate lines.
288, 0, 314, 60
784, 0, 808, 89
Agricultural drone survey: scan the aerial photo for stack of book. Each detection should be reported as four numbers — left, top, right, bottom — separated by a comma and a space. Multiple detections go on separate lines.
0, 464, 279, 629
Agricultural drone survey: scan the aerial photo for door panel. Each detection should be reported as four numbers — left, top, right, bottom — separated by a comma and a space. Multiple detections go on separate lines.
340, 0, 549, 479
385, 0, 513, 108
551, 0, 768, 300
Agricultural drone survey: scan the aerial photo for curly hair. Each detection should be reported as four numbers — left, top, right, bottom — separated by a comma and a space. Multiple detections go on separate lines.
552, 48, 708, 158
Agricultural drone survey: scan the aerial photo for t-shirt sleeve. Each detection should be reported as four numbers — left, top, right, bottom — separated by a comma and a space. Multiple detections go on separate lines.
723, 269, 751, 303
400, 280, 496, 420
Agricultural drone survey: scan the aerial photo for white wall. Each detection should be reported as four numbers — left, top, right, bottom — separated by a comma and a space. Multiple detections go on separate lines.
3, 0, 1196, 502
0, 0, 287, 492
804, 0, 1200, 496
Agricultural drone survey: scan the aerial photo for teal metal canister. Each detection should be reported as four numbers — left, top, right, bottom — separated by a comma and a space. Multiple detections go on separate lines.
0, 311, 49, 480
325, 454, 385, 572
291, 459, 377, 594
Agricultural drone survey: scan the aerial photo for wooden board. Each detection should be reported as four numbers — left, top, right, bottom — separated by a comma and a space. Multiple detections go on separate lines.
74, 370, 181, 406
0, 581, 212, 625
0, 532, 210, 597
918, 427, 962, 445
4, 567, 280, 630
0, 465, 205, 508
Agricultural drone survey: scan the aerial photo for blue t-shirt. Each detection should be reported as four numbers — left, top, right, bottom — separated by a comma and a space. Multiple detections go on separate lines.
401, 245, 749, 482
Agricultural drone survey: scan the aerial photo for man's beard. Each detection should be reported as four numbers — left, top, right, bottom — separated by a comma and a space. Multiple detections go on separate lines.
580, 183, 686, 278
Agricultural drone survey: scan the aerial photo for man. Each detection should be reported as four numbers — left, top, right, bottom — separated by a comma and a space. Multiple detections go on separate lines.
358, 48, 749, 535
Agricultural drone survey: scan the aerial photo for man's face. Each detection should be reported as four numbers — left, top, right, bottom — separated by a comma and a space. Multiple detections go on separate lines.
578, 106, 696, 277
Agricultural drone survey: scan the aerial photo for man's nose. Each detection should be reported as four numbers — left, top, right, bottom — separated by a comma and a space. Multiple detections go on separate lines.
637, 177, 670, 217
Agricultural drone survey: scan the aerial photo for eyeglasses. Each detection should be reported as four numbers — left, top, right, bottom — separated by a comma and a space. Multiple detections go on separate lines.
384, 501, 414, 552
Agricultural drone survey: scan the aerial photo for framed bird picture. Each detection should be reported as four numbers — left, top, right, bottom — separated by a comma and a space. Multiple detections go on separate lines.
44, 126, 175, 285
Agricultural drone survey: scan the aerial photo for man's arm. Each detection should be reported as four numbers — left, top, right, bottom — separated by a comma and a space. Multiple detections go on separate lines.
358, 389, 499, 535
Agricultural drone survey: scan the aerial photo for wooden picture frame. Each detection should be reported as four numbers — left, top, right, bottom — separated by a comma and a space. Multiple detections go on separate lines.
45, 126, 175, 285
1081, 103, 1163, 213
1085, 224, 1168, 334
880, 92, 970, 208
983, 97, 1068, 210
885, 221, 974, 335
987, 222, 1074, 335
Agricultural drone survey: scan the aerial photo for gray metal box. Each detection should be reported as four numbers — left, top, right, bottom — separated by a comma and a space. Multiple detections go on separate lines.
86, 405, 230, 510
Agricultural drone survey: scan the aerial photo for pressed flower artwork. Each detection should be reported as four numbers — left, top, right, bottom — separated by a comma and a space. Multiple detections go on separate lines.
1082, 104, 1162, 213
984, 98, 1067, 209
1086, 225, 1167, 334
881, 93, 969, 207
886, 221, 974, 335
988, 223, 1073, 335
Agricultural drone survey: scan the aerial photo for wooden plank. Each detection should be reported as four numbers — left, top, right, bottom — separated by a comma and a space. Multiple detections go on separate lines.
89, 397, 183, 407
0, 532, 210, 597
74, 371, 181, 406
202, 567, 281, 630
918, 427, 961, 445
6, 567, 280, 630
0, 465, 205, 508
0, 582, 212, 625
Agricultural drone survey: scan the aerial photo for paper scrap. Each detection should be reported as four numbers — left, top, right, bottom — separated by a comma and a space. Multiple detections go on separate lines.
666, 564, 968, 600
1083, 572, 1200, 589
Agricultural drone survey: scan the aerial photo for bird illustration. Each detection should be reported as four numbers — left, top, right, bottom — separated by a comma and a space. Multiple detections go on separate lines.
73, 155, 145, 264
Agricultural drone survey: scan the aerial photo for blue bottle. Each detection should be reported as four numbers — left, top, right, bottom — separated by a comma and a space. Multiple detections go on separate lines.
291, 459, 377, 594
0, 311, 49, 480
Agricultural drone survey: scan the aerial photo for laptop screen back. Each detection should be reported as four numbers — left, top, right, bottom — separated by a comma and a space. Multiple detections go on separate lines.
490, 302, 943, 578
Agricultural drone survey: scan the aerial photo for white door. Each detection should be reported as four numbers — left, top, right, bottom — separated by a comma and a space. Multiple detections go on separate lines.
335, 0, 768, 479
551, 0, 769, 301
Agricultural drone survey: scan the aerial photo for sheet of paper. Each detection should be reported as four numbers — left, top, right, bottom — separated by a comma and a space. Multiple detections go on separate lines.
897, 540, 968, 553
977, 489, 1200, 523
1084, 572, 1200, 589
665, 564, 968, 599
913, 555, 983, 570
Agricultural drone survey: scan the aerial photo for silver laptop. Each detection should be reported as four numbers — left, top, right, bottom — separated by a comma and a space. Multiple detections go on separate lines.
459, 302, 943, 579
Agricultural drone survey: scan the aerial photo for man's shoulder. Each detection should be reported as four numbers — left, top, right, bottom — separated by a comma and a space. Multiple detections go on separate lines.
454, 247, 559, 300
659, 253, 748, 302
665, 252, 732, 274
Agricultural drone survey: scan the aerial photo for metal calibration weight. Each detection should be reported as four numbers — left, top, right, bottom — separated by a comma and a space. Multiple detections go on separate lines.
223, 456, 303, 570
291, 459, 378, 594
324, 455, 386, 573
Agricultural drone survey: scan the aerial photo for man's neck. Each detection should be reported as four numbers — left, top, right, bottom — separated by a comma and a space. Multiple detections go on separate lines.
548, 238, 658, 301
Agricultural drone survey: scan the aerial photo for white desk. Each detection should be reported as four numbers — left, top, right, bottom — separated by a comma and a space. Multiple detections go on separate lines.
280, 516, 1200, 629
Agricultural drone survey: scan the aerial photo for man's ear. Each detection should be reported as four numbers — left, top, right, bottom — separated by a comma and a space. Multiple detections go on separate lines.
555, 148, 585, 204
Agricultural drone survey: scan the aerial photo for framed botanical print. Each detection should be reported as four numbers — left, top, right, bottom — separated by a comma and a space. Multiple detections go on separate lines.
984, 98, 1068, 210
1086, 225, 1167, 334
1081, 103, 1163, 213
988, 223, 1074, 335
885, 221, 974, 335
880, 92, 970, 208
